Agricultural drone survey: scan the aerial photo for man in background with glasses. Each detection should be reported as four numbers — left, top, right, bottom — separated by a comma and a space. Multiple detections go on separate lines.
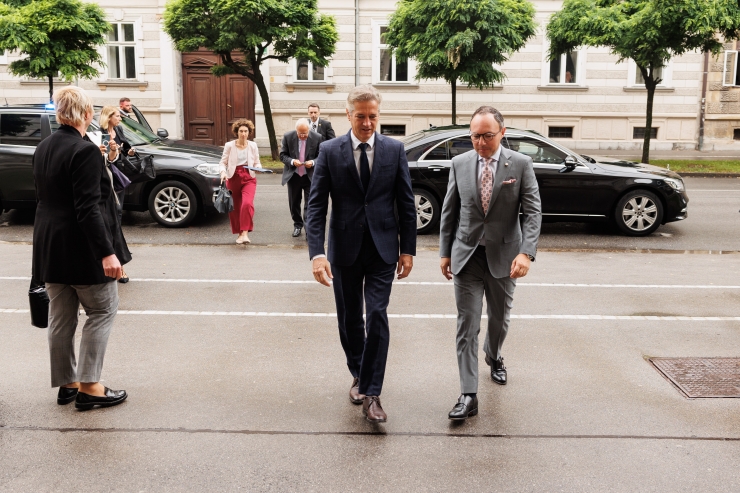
439, 106, 541, 421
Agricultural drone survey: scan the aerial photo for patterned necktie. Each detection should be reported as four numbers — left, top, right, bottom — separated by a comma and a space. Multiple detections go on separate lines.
312, 122, 317, 132
480, 157, 494, 214
297, 139, 306, 176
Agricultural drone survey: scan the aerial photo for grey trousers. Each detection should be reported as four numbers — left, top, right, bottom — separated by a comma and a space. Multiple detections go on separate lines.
46, 281, 119, 388
453, 246, 516, 394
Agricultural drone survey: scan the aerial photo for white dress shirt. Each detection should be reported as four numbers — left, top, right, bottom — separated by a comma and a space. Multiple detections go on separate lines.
476, 145, 502, 246
350, 131, 375, 175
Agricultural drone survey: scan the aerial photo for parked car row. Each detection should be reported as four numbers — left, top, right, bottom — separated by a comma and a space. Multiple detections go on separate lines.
0, 106, 688, 235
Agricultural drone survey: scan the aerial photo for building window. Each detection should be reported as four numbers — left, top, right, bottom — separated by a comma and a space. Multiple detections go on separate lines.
635, 66, 663, 85
106, 22, 137, 79
723, 51, 740, 87
627, 61, 671, 88
633, 127, 658, 139
373, 23, 411, 83
734, 128, 740, 140
380, 124, 406, 136
549, 51, 579, 84
548, 127, 574, 138
296, 59, 324, 81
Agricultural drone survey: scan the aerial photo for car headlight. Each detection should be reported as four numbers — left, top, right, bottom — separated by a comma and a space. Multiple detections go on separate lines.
195, 162, 220, 176
664, 178, 684, 191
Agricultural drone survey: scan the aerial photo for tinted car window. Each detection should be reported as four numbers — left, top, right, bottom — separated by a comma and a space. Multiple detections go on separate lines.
448, 137, 474, 158
49, 115, 100, 134
505, 136, 567, 164
0, 114, 42, 146
422, 140, 448, 160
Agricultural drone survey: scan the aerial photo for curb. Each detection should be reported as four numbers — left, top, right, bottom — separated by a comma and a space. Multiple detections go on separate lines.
675, 172, 740, 178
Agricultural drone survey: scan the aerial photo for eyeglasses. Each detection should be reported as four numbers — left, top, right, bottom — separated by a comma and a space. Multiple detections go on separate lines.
470, 130, 502, 142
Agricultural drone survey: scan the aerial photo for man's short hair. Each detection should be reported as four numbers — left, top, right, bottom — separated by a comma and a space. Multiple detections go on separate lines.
471, 106, 505, 129
295, 118, 310, 130
119, 97, 131, 104
308, 103, 320, 111
346, 84, 382, 113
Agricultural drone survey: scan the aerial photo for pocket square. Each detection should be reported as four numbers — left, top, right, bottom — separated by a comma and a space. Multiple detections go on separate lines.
502, 178, 517, 185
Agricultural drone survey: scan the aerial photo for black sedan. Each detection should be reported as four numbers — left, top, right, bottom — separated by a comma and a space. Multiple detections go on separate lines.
0, 105, 224, 227
402, 126, 689, 236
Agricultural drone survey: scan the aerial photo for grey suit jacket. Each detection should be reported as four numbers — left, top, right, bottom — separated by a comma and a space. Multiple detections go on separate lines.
439, 147, 541, 278
279, 130, 321, 185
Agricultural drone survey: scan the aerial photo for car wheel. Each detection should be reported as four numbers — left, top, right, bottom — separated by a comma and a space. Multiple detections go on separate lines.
414, 188, 440, 235
614, 189, 663, 236
148, 180, 198, 228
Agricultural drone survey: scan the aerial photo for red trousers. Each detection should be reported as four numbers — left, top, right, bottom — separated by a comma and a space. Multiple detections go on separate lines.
226, 166, 256, 234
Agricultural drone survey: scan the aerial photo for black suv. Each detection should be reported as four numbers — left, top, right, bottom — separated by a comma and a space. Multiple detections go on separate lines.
0, 104, 223, 227
402, 125, 689, 236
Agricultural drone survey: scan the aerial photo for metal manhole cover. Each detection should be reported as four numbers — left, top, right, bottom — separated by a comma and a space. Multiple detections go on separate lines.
649, 358, 740, 398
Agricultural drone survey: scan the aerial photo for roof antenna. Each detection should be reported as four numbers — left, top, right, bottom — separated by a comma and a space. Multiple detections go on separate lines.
3, 98, 7, 107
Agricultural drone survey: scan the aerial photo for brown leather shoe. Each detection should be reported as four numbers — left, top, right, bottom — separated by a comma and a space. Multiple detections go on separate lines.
349, 377, 364, 405
362, 396, 387, 423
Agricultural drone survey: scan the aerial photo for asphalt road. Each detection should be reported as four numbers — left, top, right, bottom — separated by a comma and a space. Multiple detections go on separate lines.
2, 176, 739, 251
1, 244, 739, 491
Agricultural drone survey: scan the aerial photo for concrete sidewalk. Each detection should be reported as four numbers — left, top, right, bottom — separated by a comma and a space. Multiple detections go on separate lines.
1, 244, 738, 491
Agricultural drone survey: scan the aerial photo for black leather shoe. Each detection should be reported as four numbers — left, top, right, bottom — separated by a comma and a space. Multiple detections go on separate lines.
75, 387, 127, 411
448, 394, 478, 420
292, 227, 301, 237
57, 386, 78, 405
485, 355, 507, 385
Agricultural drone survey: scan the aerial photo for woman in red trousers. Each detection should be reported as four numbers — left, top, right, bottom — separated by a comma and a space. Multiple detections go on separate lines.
219, 119, 262, 244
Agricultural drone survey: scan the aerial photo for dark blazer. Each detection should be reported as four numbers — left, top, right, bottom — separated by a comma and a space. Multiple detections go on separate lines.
279, 129, 321, 185
32, 125, 131, 285
306, 130, 417, 266
311, 118, 335, 141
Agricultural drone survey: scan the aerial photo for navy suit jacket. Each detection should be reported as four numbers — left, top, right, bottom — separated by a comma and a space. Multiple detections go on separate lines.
306, 130, 417, 267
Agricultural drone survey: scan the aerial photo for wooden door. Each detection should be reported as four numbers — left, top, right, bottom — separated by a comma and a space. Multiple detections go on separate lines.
182, 51, 255, 146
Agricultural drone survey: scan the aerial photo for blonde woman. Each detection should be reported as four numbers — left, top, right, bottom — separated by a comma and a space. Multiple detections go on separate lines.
219, 119, 262, 244
100, 105, 137, 283
32, 86, 130, 410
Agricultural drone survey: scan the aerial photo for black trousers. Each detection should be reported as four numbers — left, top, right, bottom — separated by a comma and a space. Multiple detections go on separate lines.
332, 231, 396, 396
287, 173, 311, 229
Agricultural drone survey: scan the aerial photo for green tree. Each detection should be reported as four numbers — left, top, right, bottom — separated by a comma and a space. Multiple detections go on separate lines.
164, 0, 338, 160
384, 0, 536, 124
547, 0, 740, 164
0, 0, 109, 102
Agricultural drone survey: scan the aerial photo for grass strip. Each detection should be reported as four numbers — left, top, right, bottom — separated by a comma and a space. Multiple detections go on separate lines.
641, 160, 740, 174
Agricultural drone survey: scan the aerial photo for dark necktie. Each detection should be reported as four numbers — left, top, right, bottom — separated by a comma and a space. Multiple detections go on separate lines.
359, 142, 370, 192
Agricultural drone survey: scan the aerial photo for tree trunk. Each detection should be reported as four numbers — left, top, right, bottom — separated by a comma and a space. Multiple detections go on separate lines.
48, 75, 54, 103
252, 67, 279, 161
451, 78, 457, 125
641, 81, 656, 164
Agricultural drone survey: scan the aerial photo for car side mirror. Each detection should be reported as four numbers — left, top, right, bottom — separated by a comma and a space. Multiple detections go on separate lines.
559, 155, 578, 173
157, 128, 169, 138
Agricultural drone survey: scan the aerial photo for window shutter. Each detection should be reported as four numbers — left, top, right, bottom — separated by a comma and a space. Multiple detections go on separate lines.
723, 51, 737, 86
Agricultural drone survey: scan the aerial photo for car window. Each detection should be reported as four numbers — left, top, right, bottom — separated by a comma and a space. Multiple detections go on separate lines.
422, 140, 448, 160
49, 115, 100, 134
0, 114, 42, 146
505, 136, 567, 164
117, 116, 159, 145
448, 137, 474, 158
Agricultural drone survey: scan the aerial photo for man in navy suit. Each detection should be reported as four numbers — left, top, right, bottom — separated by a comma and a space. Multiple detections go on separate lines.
306, 85, 417, 423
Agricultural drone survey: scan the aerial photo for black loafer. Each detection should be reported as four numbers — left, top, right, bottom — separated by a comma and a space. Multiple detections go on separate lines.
485, 355, 507, 385
292, 227, 301, 237
448, 394, 478, 420
57, 386, 78, 405
75, 387, 127, 411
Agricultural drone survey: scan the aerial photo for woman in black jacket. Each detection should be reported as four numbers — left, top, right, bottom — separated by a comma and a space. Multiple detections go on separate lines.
100, 105, 136, 283
32, 86, 132, 410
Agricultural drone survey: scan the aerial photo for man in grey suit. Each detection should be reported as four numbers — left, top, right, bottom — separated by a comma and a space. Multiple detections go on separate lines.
280, 119, 322, 237
439, 106, 541, 421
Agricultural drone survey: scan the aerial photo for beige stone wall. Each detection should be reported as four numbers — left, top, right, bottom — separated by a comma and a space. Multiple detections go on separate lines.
702, 41, 740, 148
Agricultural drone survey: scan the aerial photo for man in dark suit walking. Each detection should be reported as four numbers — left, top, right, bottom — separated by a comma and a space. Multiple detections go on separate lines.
306, 85, 416, 423
280, 119, 321, 237
307, 103, 335, 141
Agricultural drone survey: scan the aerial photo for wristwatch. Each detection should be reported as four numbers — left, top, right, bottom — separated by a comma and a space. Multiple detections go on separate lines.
526, 254, 535, 262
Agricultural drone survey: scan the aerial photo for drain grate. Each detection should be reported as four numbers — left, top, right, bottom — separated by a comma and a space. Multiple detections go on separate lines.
650, 358, 740, 398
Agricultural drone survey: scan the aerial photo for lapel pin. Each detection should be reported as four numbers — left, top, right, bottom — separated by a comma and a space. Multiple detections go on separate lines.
505, 162, 509, 167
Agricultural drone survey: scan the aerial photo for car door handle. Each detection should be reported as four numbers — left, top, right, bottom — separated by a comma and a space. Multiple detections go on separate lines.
427, 164, 447, 170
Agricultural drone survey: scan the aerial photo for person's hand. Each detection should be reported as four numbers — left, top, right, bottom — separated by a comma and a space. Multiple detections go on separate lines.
305, 160, 314, 169
312, 257, 333, 287
127, 148, 136, 156
397, 254, 413, 279
99, 145, 107, 155
440, 257, 452, 280
109, 141, 119, 152
293, 159, 301, 167
510, 253, 531, 279
102, 254, 123, 280
220, 171, 227, 183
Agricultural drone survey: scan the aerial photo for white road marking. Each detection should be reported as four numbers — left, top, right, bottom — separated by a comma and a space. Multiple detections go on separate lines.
686, 190, 740, 192
1, 308, 738, 321
1, 276, 738, 289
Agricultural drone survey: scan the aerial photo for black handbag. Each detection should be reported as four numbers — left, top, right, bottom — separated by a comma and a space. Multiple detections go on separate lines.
214, 182, 234, 213
28, 280, 49, 328
126, 152, 156, 183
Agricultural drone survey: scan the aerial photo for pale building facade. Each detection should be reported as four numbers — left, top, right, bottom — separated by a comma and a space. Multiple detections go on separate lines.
1, 0, 739, 152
